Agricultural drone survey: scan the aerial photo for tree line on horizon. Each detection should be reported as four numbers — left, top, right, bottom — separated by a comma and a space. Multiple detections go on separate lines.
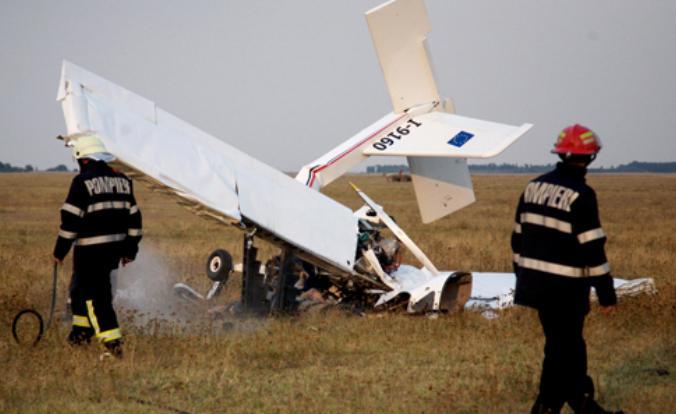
366, 161, 676, 174
3, 160, 676, 175
0, 161, 72, 173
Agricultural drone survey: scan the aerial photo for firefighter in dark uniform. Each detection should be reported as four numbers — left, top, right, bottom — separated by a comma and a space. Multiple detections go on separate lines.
511, 125, 622, 414
53, 132, 142, 358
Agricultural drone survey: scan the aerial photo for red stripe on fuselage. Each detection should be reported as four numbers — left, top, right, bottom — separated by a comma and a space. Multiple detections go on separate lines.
307, 114, 407, 188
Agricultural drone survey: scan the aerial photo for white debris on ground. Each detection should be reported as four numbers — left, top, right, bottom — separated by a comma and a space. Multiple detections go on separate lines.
467, 272, 657, 319
466, 272, 517, 310
602, 277, 658, 298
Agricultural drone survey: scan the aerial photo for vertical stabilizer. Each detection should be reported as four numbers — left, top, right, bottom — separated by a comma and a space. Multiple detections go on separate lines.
366, 0, 439, 113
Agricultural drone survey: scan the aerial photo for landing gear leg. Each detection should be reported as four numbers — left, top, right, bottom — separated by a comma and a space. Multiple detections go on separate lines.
241, 233, 268, 315
271, 248, 299, 315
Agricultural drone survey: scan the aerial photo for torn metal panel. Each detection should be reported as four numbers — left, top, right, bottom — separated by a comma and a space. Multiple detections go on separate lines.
373, 265, 471, 313
351, 183, 439, 275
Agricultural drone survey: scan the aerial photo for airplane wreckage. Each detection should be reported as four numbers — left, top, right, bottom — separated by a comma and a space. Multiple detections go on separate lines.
56, 0, 655, 317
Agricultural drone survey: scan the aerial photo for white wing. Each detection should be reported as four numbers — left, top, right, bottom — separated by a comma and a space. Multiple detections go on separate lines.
58, 61, 359, 272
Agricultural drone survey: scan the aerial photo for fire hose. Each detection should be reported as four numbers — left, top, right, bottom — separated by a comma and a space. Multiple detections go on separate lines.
12, 262, 59, 345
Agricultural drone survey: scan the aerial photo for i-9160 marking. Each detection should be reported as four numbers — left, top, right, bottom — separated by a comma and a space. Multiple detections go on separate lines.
372, 119, 422, 151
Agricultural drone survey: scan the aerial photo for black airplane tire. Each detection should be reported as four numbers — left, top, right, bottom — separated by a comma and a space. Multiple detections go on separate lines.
206, 249, 233, 282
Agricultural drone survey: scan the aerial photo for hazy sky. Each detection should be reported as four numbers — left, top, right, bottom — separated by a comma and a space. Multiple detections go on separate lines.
1, 0, 675, 171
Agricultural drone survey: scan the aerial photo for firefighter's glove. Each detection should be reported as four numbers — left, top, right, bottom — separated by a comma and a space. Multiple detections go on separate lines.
593, 274, 618, 307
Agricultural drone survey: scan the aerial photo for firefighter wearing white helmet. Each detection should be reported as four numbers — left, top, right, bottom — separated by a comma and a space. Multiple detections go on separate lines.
511, 125, 621, 414
69, 132, 115, 161
53, 131, 142, 359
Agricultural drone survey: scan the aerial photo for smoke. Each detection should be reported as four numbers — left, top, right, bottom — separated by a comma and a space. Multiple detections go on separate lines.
112, 246, 269, 335
113, 247, 203, 331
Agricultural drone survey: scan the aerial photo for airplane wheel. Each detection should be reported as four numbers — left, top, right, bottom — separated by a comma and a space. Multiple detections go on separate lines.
206, 249, 233, 282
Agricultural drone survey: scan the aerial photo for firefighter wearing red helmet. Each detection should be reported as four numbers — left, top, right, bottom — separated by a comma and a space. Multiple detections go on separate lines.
553, 124, 603, 156
511, 125, 622, 413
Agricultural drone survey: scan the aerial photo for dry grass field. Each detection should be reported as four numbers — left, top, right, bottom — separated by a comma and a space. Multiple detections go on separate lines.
1, 172, 674, 413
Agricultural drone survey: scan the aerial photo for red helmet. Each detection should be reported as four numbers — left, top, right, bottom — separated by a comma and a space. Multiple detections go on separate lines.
552, 124, 601, 155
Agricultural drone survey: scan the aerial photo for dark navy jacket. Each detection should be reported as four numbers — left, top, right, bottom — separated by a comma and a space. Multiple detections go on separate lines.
511, 163, 616, 313
53, 160, 142, 270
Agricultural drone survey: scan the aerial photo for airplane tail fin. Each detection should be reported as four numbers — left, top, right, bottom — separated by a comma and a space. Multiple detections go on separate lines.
365, 0, 531, 223
296, 0, 532, 223
365, 0, 439, 114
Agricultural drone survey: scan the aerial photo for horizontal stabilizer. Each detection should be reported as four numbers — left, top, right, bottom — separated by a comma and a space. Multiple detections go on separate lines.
363, 111, 532, 158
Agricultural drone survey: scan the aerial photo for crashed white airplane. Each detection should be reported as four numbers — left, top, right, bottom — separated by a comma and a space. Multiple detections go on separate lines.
56, 0, 653, 315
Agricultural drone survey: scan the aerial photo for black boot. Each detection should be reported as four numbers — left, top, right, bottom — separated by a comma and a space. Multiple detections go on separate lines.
530, 403, 559, 414
101, 339, 123, 359
576, 393, 623, 414
67, 328, 93, 346
530, 397, 561, 414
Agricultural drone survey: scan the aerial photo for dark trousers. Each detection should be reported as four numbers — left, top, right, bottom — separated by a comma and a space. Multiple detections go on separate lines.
69, 261, 122, 344
536, 307, 594, 412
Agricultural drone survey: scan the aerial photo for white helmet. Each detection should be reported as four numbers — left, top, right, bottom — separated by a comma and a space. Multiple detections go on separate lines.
62, 131, 115, 162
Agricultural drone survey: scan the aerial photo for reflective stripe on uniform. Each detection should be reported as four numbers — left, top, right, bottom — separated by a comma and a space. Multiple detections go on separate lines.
519, 257, 584, 277
86, 300, 101, 335
58, 229, 78, 239
578, 228, 606, 244
75, 233, 126, 246
86, 301, 123, 342
73, 314, 91, 328
62, 203, 84, 217
521, 212, 572, 234
129, 205, 139, 215
587, 262, 611, 276
127, 228, 142, 236
86, 201, 130, 213
97, 328, 122, 343
518, 256, 610, 278
513, 223, 521, 234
